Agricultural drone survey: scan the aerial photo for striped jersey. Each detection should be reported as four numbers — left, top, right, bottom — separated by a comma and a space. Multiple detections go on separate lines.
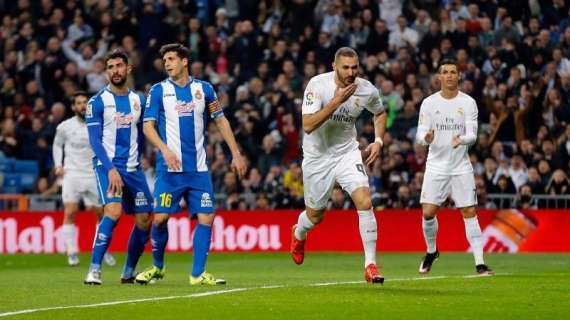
143, 78, 223, 173
86, 86, 145, 172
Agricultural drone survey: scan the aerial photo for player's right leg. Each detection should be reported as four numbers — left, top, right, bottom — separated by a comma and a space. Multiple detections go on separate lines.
136, 172, 180, 284
418, 171, 450, 274
84, 165, 123, 285
61, 176, 81, 266
62, 202, 80, 266
291, 207, 325, 265
85, 178, 117, 267
290, 157, 334, 265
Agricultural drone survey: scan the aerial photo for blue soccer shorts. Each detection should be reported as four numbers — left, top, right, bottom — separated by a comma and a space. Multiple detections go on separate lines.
153, 171, 215, 216
94, 165, 153, 214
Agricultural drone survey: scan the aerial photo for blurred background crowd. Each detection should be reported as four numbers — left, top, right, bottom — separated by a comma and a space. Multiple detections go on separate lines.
0, 0, 568, 211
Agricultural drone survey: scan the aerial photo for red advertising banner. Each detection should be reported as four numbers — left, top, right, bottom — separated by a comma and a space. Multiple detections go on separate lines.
0, 209, 569, 254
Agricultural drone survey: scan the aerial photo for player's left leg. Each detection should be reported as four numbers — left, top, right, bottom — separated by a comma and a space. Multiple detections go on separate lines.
86, 175, 117, 266
187, 172, 225, 285
350, 186, 383, 284
121, 212, 151, 283
452, 174, 494, 275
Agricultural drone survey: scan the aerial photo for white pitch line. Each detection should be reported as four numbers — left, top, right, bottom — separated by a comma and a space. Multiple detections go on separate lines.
0, 274, 509, 318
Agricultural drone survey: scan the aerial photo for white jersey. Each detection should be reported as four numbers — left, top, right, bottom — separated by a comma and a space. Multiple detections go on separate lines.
53, 116, 96, 177
416, 91, 478, 175
301, 72, 385, 158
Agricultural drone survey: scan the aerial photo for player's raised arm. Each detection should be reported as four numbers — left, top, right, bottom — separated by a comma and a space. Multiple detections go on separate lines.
52, 123, 65, 176
416, 99, 433, 145
302, 81, 356, 135
142, 84, 181, 171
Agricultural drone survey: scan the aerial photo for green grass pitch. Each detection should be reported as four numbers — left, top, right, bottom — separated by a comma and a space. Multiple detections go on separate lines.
1, 252, 569, 319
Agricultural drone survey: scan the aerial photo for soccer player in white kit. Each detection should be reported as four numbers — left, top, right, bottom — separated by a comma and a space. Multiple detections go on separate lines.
52, 91, 115, 267
290, 47, 387, 283
416, 59, 493, 275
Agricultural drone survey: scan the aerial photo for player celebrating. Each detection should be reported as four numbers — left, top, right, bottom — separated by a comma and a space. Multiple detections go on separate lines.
83, 50, 153, 285
290, 47, 387, 284
135, 44, 246, 285
416, 59, 493, 275
52, 91, 116, 267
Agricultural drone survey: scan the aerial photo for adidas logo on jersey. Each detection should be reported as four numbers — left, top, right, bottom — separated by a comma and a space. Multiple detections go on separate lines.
201, 193, 213, 208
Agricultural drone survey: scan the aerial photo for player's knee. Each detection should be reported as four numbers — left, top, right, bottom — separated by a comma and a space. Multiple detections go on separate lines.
306, 209, 325, 225
153, 214, 169, 227
136, 213, 152, 230
422, 207, 437, 219
354, 198, 372, 211
461, 206, 477, 218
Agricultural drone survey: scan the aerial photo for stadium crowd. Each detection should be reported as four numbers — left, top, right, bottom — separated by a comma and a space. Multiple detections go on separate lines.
0, 0, 569, 211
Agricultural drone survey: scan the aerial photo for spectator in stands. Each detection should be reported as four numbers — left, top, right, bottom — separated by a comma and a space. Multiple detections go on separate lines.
327, 186, 352, 210
515, 184, 537, 209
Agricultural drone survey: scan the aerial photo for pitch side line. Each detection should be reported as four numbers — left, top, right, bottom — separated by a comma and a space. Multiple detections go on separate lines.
0, 274, 509, 318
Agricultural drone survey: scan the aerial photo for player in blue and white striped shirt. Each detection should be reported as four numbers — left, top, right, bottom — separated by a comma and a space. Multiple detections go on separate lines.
136, 43, 246, 285
83, 50, 153, 285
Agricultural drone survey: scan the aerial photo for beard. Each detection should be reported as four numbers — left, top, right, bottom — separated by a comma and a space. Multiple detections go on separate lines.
336, 69, 355, 86
111, 75, 127, 86
75, 110, 85, 120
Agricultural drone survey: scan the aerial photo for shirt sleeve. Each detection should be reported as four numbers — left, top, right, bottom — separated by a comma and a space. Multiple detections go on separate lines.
459, 98, 478, 146
144, 83, 162, 122
86, 96, 114, 170
415, 99, 432, 146
301, 79, 322, 115
365, 87, 385, 114
203, 82, 224, 119
52, 123, 65, 168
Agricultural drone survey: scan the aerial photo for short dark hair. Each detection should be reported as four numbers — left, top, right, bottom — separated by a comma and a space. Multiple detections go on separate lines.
104, 49, 129, 67
71, 91, 89, 105
159, 43, 190, 60
334, 46, 358, 62
438, 59, 458, 73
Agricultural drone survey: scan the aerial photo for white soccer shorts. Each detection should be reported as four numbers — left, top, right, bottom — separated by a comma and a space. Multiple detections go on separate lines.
62, 174, 100, 207
420, 171, 477, 208
302, 149, 369, 210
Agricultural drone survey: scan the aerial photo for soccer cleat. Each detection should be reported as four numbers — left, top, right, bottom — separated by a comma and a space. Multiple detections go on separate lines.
290, 225, 306, 265
120, 276, 135, 284
67, 254, 80, 266
190, 272, 226, 285
419, 250, 440, 274
135, 266, 165, 284
364, 263, 384, 284
103, 252, 116, 267
84, 270, 102, 285
476, 264, 495, 275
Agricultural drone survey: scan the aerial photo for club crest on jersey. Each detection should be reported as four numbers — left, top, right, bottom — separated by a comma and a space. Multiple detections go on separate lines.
135, 192, 148, 206
305, 92, 315, 105
113, 112, 134, 128
201, 193, 213, 208
457, 107, 464, 115
175, 100, 195, 116
194, 89, 203, 100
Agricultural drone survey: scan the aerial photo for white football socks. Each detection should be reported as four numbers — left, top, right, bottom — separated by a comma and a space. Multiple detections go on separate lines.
62, 224, 77, 255
464, 216, 485, 265
422, 216, 438, 254
358, 209, 377, 267
294, 211, 314, 240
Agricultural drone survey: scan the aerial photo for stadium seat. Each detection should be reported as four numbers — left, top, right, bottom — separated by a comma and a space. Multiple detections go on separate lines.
13, 160, 39, 175
0, 158, 13, 172
1, 174, 23, 193
12, 161, 39, 192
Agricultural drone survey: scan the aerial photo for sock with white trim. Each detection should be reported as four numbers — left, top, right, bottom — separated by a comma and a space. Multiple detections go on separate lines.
422, 216, 438, 254
294, 211, 314, 240
358, 209, 377, 267
464, 216, 485, 265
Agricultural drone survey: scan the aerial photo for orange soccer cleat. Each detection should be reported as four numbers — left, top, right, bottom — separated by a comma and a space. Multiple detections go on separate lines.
290, 225, 306, 265
364, 263, 384, 284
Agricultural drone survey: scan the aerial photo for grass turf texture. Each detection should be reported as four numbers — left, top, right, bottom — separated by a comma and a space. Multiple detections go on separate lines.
0, 253, 569, 319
